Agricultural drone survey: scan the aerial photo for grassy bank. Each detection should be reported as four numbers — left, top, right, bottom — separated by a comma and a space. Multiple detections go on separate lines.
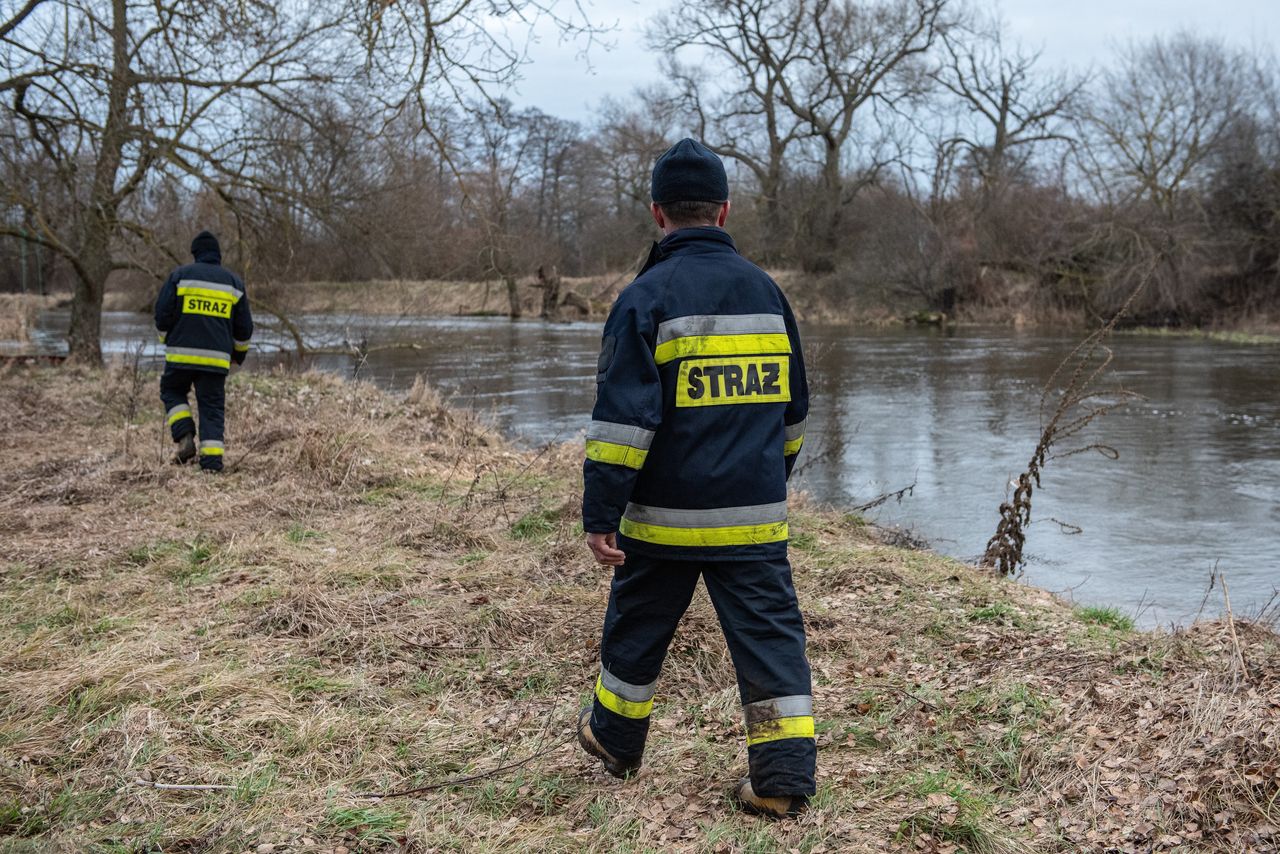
1, 366, 1277, 853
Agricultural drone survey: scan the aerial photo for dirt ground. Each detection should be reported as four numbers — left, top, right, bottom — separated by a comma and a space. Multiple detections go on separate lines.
0, 364, 1276, 853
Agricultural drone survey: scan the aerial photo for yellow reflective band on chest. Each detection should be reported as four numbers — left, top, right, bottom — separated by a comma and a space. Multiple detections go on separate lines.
182, 293, 233, 318
619, 518, 789, 547
676, 356, 790, 408
655, 332, 790, 366
595, 676, 653, 719
746, 715, 815, 746
585, 439, 648, 470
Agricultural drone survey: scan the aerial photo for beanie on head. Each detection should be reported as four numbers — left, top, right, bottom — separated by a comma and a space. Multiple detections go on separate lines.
650, 138, 729, 205
190, 230, 221, 260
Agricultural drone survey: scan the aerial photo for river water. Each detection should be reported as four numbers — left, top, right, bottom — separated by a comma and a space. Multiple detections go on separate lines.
26, 310, 1280, 627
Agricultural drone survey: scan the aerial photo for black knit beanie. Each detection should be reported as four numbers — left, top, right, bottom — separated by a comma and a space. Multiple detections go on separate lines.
650, 139, 729, 205
190, 230, 221, 260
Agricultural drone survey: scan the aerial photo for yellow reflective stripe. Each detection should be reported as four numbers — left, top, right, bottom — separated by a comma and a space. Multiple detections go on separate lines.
585, 439, 648, 470
233, 342, 251, 352
167, 410, 193, 426
199, 447, 224, 456
595, 676, 653, 719
619, 518, 788, 547
746, 715, 815, 746
783, 436, 804, 455
177, 285, 240, 304
157, 332, 167, 344
166, 353, 231, 369
654, 333, 791, 366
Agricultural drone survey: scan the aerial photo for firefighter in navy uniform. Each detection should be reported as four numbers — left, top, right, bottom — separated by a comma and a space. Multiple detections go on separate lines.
577, 139, 814, 818
154, 231, 253, 472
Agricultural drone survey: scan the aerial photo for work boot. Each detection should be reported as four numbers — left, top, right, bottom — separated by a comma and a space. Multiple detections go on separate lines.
730, 777, 808, 819
576, 707, 641, 779
173, 433, 196, 465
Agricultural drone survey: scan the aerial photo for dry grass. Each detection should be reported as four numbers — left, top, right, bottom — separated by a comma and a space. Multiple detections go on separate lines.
0, 365, 1277, 853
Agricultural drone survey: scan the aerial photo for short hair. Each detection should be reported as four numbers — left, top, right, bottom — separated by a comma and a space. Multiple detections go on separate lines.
657, 199, 724, 228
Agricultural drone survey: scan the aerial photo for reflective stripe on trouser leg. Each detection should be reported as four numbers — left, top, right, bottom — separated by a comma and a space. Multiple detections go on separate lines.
159, 370, 196, 440
193, 371, 227, 470
591, 553, 700, 762
701, 558, 816, 797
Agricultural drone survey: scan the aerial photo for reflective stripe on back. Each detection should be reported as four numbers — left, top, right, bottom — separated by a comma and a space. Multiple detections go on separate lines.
654, 313, 790, 366
177, 279, 243, 301
165, 346, 231, 370
620, 501, 788, 547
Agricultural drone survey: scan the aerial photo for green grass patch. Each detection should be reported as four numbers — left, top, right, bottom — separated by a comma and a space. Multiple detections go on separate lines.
967, 601, 1020, 626
285, 524, 322, 543
1076, 605, 1135, 632
510, 509, 556, 540
324, 805, 407, 844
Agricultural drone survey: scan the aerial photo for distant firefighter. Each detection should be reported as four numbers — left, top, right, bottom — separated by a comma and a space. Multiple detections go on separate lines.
153, 231, 253, 472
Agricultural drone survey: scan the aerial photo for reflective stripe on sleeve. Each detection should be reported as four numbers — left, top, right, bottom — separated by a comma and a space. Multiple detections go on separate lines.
157, 331, 167, 344
233, 339, 251, 353
165, 346, 231, 370
619, 501, 788, 547
199, 440, 225, 456
585, 420, 655, 470
654, 314, 790, 365
744, 695, 815, 746
177, 280, 243, 302
166, 404, 192, 425
595, 669, 655, 719
783, 418, 806, 455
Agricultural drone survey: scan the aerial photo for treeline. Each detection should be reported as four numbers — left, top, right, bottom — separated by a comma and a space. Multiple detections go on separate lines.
2, 1, 1278, 360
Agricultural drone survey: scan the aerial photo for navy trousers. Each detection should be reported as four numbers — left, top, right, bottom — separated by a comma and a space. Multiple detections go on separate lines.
160, 368, 226, 470
590, 553, 816, 797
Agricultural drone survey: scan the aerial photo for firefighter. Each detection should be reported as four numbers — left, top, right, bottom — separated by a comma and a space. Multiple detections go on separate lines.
578, 139, 813, 818
153, 231, 253, 472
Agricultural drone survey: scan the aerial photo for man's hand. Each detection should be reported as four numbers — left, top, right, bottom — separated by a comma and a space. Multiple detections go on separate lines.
586, 531, 626, 567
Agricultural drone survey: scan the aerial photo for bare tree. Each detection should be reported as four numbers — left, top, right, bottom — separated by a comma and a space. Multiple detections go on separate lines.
0, 0, 602, 362
651, 0, 951, 268
932, 18, 1084, 202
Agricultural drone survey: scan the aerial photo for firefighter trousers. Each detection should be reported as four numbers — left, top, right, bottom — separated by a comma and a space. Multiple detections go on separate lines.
160, 368, 226, 471
589, 553, 816, 797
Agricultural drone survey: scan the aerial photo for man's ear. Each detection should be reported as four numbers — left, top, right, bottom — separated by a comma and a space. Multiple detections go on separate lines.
717, 201, 731, 227
650, 203, 666, 231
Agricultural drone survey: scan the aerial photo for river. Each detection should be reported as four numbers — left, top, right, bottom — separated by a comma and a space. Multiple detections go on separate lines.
25, 309, 1280, 627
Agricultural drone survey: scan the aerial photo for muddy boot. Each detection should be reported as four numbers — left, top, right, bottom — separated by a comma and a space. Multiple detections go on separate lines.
173, 433, 196, 465
730, 777, 808, 819
576, 707, 641, 779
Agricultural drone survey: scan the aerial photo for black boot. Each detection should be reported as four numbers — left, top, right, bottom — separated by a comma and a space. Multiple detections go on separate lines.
576, 707, 642, 779
173, 433, 196, 465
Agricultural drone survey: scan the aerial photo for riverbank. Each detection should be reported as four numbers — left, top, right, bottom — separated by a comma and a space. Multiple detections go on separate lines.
1, 366, 1276, 852
89, 275, 1280, 341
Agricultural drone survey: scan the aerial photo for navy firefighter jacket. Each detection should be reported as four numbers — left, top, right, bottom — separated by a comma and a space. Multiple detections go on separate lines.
154, 249, 253, 374
582, 227, 809, 561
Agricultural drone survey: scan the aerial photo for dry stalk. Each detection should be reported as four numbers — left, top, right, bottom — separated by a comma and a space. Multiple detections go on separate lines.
981, 276, 1150, 576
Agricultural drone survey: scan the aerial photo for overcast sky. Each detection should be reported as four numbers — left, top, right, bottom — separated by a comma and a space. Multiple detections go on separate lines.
505, 0, 1278, 122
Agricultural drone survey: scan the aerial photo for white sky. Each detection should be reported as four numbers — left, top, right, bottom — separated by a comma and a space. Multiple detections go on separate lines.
504, 0, 1279, 123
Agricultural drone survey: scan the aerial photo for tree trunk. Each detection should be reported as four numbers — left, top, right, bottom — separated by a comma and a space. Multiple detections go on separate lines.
505, 277, 522, 319
537, 265, 561, 320
67, 0, 130, 365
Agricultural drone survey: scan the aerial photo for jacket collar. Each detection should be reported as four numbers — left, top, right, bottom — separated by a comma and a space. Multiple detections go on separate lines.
193, 250, 222, 265
638, 227, 737, 276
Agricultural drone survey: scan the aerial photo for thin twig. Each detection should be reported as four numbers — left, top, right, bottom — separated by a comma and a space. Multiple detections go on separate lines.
133, 779, 235, 791
1220, 571, 1249, 682
359, 731, 578, 799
